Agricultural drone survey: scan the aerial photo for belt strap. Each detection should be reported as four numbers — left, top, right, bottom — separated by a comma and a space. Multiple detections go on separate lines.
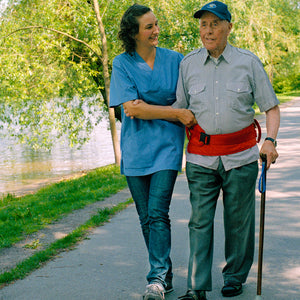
186, 120, 261, 156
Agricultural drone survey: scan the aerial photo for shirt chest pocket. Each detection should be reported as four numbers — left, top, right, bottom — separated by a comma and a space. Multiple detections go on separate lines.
189, 83, 206, 95
226, 82, 251, 93
226, 81, 253, 108
188, 83, 208, 106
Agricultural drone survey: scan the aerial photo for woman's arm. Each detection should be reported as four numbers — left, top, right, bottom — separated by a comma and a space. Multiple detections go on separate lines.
123, 100, 197, 128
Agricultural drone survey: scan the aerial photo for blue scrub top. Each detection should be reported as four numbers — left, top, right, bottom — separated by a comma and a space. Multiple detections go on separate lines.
110, 47, 185, 176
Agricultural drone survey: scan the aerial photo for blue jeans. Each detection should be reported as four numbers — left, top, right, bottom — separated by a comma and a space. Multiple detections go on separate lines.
186, 160, 258, 291
126, 170, 178, 287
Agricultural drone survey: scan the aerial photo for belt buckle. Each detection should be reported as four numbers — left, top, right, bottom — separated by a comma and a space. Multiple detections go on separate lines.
200, 132, 210, 145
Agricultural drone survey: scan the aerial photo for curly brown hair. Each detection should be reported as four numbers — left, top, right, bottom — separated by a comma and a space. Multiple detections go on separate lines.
118, 4, 152, 54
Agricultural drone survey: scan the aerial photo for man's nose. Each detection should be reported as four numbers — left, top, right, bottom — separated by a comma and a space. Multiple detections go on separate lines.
207, 25, 213, 33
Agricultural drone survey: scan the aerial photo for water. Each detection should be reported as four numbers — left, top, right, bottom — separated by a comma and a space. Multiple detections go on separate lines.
0, 119, 121, 196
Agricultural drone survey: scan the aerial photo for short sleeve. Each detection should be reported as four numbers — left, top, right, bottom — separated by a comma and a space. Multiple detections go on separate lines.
109, 56, 139, 108
173, 60, 189, 109
251, 58, 279, 112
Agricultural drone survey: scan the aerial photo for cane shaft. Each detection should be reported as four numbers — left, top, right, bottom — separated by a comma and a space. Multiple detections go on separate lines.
257, 191, 266, 295
257, 157, 267, 296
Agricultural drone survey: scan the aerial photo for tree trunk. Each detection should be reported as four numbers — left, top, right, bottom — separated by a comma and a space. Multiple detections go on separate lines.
92, 0, 121, 166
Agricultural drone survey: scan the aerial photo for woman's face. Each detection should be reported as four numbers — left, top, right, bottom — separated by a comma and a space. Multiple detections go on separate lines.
134, 11, 159, 50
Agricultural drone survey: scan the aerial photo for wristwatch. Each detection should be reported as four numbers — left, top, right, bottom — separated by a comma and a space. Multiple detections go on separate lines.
265, 137, 277, 147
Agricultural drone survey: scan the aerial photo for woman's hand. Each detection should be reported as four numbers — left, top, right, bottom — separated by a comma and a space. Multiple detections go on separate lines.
123, 100, 146, 119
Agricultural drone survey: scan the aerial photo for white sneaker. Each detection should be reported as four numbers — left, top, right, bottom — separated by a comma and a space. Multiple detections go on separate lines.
143, 283, 165, 300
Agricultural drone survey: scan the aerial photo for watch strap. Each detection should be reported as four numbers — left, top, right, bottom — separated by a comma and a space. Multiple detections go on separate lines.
265, 137, 277, 147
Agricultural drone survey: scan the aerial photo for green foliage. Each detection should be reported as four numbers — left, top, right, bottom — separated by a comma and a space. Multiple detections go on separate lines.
0, 0, 299, 149
274, 72, 300, 93
276, 90, 300, 103
0, 164, 127, 249
228, 0, 300, 86
0, 0, 106, 149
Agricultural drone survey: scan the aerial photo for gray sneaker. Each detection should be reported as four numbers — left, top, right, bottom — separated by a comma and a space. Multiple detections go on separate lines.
143, 283, 165, 300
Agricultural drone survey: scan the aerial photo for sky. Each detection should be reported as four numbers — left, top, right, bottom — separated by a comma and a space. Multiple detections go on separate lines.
0, 0, 9, 15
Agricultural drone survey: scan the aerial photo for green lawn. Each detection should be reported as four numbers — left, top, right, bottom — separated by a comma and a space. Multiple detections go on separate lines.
0, 164, 131, 285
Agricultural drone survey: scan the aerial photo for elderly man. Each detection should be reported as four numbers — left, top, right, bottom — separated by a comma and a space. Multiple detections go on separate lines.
174, 1, 280, 300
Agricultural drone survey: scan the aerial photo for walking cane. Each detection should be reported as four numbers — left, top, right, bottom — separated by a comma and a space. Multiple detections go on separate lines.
255, 154, 267, 300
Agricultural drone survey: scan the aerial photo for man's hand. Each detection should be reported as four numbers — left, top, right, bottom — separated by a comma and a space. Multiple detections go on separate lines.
259, 140, 278, 169
176, 109, 197, 128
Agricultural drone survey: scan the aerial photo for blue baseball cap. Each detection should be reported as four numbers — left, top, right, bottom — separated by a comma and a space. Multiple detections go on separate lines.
194, 1, 231, 22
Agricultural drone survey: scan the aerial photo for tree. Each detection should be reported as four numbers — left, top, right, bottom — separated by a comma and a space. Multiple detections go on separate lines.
0, 0, 122, 165
92, 0, 120, 165
0, 0, 299, 156
228, 0, 299, 87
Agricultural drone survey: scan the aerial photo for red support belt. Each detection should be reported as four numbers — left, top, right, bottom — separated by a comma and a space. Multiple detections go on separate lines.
186, 119, 261, 156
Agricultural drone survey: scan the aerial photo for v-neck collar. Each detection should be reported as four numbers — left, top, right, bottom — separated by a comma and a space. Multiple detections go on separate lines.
135, 47, 159, 71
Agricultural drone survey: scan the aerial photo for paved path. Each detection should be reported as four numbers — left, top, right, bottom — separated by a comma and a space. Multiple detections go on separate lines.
1, 99, 299, 300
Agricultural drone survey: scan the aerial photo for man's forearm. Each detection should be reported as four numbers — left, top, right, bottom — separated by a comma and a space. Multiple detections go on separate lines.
260, 104, 280, 169
265, 105, 280, 138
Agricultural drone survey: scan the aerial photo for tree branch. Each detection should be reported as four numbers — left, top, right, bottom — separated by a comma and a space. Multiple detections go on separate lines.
2, 25, 103, 63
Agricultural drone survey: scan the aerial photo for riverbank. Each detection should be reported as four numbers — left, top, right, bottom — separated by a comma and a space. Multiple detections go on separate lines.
0, 165, 130, 284
0, 119, 121, 197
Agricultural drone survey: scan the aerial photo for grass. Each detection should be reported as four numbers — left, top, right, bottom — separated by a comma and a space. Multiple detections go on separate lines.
0, 164, 131, 286
0, 200, 132, 286
0, 164, 128, 249
276, 90, 300, 104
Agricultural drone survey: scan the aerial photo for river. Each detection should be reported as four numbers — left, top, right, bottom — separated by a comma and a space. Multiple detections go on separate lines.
0, 119, 121, 197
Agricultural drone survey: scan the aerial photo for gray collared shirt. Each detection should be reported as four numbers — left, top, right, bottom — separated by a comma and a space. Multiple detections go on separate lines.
173, 43, 279, 171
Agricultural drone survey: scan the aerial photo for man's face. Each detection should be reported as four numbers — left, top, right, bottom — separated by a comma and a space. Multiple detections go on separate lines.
199, 11, 232, 58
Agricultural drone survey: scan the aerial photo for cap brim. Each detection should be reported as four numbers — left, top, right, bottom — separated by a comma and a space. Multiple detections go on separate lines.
193, 8, 226, 20
193, 9, 203, 19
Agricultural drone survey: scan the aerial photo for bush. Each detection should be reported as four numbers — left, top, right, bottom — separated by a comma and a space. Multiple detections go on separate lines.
273, 73, 300, 93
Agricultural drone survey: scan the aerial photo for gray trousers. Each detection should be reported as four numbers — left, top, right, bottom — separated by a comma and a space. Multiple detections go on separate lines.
186, 160, 258, 291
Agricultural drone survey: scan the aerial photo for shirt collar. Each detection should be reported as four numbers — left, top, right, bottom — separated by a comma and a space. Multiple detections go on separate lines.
221, 43, 232, 63
202, 43, 232, 65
